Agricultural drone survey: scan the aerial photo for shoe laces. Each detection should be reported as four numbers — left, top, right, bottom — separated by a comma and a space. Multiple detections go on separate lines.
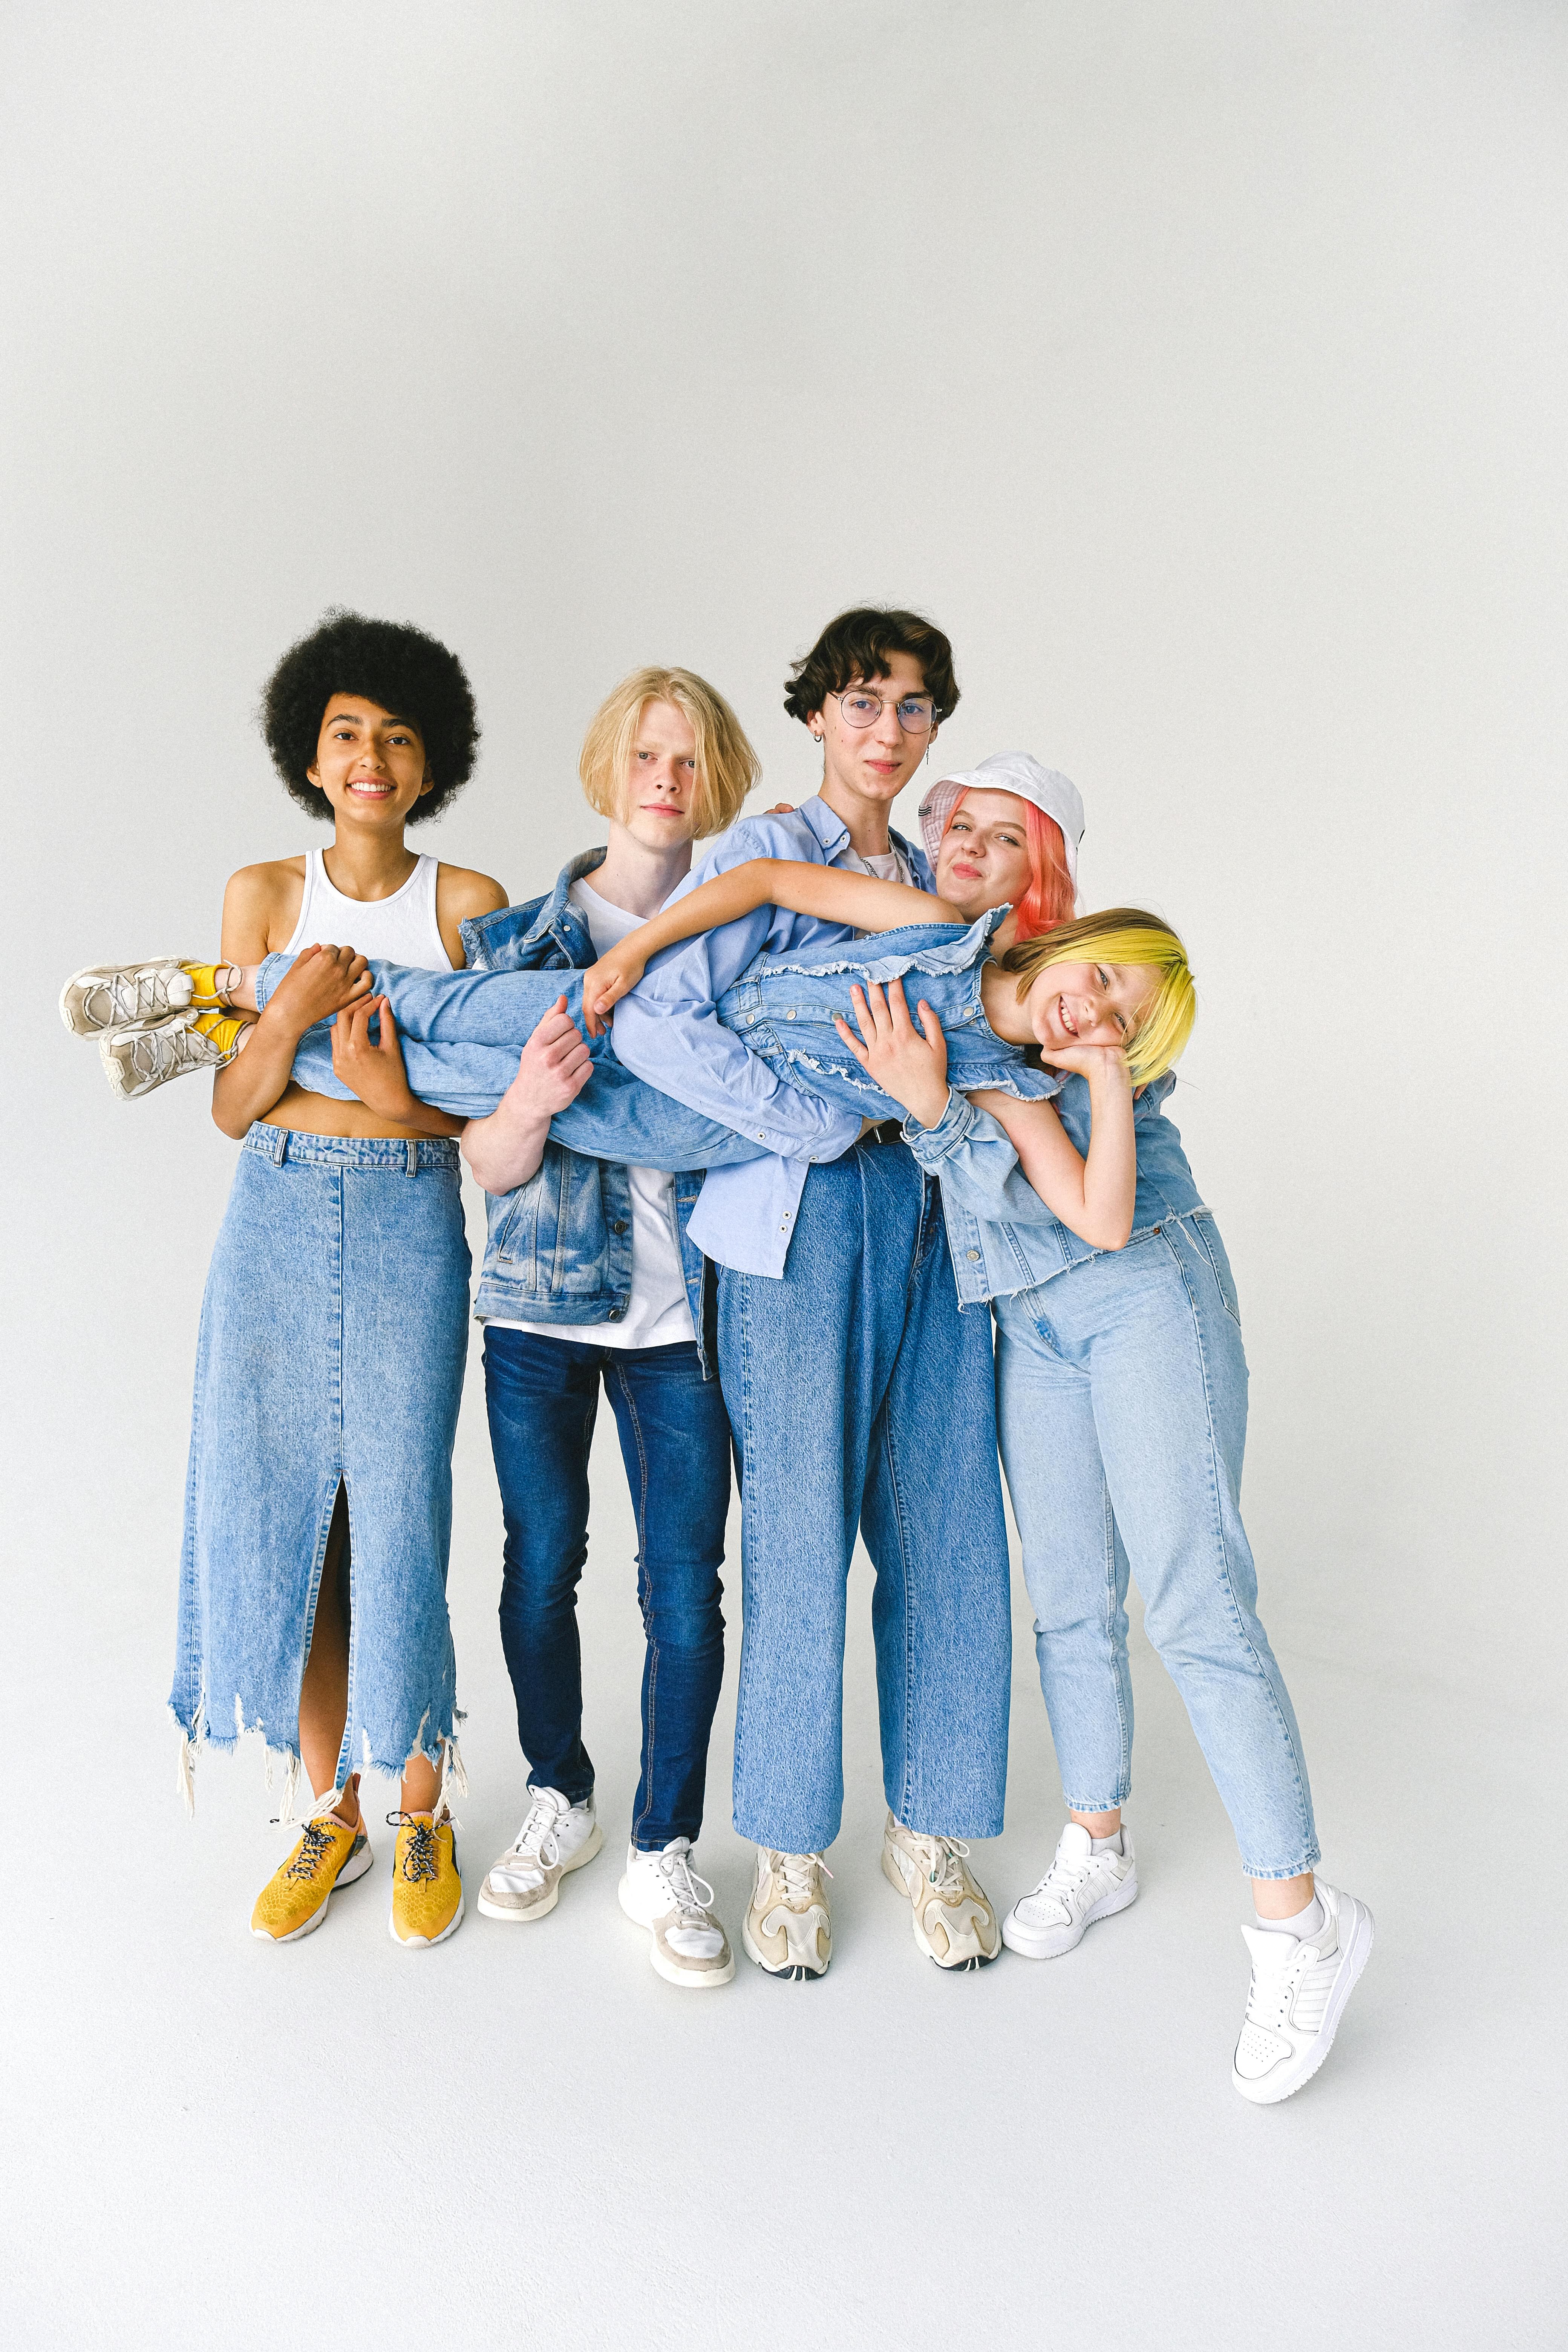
284, 1819, 337, 1881
653, 1842, 718, 1924
1025, 1844, 1095, 1919
917, 1834, 974, 1900
91, 966, 187, 1026
388, 1811, 443, 1881
510, 1793, 568, 1870
1244, 1939, 1310, 2031
773, 1850, 832, 1907
120, 1013, 204, 1078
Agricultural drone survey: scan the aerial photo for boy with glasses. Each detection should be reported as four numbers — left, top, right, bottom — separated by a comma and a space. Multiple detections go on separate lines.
611, 607, 1013, 1976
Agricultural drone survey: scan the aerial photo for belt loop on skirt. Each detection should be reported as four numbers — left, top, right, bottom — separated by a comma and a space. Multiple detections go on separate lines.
406, 1138, 418, 1177
266, 1125, 288, 1166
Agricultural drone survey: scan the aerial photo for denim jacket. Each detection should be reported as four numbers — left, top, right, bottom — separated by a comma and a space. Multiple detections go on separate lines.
458, 850, 715, 1372
901, 1069, 1207, 1306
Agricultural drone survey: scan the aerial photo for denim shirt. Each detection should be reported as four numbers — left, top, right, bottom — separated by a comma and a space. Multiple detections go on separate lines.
612, 796, 934, 1278
458, 848, 716, 1371
900, 1070, 1207, 1306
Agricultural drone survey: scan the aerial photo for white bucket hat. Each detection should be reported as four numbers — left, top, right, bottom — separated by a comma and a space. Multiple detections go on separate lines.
917, 752, 1086, 890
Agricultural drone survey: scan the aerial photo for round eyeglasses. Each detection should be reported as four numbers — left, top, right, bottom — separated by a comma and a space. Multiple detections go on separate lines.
830, 689, 937, 735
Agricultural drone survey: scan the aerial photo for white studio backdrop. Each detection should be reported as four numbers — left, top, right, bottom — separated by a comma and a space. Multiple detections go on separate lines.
3, 3, 1563, 1748
5, 11, 1567, 2347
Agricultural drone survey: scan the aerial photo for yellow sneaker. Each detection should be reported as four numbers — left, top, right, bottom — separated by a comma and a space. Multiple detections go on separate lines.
251, 1812, 373, 1943
388, 1809, 464, 1948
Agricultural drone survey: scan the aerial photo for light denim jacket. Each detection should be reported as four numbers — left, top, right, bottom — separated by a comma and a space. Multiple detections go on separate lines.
901, 1070, 1207, 1306
612, 795, 933, 1277
458, 849, 715, 1372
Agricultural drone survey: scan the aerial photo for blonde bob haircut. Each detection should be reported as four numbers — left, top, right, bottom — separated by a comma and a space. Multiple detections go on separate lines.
1000, 906, 1197, 1087
579, 667, 761, 840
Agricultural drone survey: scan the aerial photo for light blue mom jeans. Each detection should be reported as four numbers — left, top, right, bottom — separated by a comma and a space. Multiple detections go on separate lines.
994, 1209, 1318, 1880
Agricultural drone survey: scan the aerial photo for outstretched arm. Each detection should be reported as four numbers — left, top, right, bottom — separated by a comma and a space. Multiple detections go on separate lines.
581, 857, 963, 1033
833, 980, 1137, 1251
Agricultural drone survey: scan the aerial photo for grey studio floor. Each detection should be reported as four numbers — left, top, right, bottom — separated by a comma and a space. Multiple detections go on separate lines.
8, 1194, 1563, 2352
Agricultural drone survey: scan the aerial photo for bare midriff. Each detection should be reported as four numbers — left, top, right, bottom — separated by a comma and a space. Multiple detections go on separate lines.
258, 1082, 441, 1143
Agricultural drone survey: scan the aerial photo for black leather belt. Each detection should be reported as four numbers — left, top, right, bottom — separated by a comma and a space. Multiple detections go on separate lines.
862, 1119, 905, 1146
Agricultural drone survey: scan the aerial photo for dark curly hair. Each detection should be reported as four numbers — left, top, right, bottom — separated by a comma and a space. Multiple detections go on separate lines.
260, 609, 481, 822
783, 606, 960, 729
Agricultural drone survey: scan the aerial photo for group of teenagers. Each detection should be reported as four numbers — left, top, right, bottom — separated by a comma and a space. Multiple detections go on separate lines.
63, 602, 1372, 2105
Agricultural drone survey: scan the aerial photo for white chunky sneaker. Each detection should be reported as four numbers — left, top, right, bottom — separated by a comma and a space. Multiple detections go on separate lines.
60, 958, 197, 1036
617, 1839, 735, 1989
476, 1787, 602, 1923
1232, 1879, 1374, 2105
98, 1011, 242, 1099
1002, 1821, 1139, 1958
742, 1848, 833, 1980
881, 1813, 1001, 1969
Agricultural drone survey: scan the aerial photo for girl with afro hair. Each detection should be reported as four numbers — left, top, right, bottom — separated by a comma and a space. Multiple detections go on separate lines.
61, 610, 507, 1952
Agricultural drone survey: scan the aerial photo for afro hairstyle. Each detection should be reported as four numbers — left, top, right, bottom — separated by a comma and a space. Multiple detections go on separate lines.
261, 609, 481, 822
782, 606, 960, 728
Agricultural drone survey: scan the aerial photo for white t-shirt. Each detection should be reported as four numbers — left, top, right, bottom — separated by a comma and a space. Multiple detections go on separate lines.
840, 842, 914, 933
483, 879, 696, 1352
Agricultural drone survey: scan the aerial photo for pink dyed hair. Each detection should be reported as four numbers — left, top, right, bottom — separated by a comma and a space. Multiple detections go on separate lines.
945, 789, 1075, 940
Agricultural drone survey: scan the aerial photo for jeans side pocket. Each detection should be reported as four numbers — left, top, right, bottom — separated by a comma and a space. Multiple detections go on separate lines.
1189, 1209, 1242, 1326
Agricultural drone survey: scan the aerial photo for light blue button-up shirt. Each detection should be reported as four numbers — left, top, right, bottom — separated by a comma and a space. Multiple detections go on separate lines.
611, 796, 935, 1277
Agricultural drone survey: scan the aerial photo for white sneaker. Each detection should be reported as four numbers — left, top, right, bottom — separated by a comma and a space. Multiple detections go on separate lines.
1232, 1880, 1374, 2105
60, 958, 196, 1036
1002, 1821, 1139, 1958
617, 1839, 734, 1989
476, 1787, 602, 1923
880, 1813, 1001, 1969
742, 1848, 832, 1980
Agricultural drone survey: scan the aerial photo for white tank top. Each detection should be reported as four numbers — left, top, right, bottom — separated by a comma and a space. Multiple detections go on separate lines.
284, 850, 455, 972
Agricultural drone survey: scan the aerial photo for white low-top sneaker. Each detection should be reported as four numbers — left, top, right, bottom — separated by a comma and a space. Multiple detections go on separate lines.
618, 1839, 734, 1989
1232, 1879, 1374, 2105
881, 1813, 1001, 1969
1002, 1821, 1139, 1958
476, 1787, 601, 1923
742, 1848, 833, 1980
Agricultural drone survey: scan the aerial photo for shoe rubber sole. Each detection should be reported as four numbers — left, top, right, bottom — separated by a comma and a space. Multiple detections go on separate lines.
1232, 1896, 1375, 2106
476, 1819, 603, 1922
389, 1891, 465, 1949
1001, 1868, 1140, 1959
881, 1845, 1001, 1970
740, 1920, 828, 1981
251, 1834, 374, 1945
617, 1878, 736, 1989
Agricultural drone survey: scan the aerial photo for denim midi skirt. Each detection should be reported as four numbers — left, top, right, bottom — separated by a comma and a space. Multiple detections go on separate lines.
169, 1123, 471, 1803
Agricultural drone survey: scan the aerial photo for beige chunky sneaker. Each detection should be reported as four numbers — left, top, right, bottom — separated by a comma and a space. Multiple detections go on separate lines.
477, 1787, 602, 1923
881, 1813, 1001, 1970
618, 1839, 735, 1989
99, 1010, 246, 1099
742, 1847, 833, 1980
60, 958, 204, 1036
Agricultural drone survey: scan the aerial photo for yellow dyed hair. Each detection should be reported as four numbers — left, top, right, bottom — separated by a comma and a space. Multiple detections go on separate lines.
579, 666, 761, 839
1000, 906, 1197, 1085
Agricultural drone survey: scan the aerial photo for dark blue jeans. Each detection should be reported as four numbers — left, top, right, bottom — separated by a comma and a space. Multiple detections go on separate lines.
482, 1328, 732, 1850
